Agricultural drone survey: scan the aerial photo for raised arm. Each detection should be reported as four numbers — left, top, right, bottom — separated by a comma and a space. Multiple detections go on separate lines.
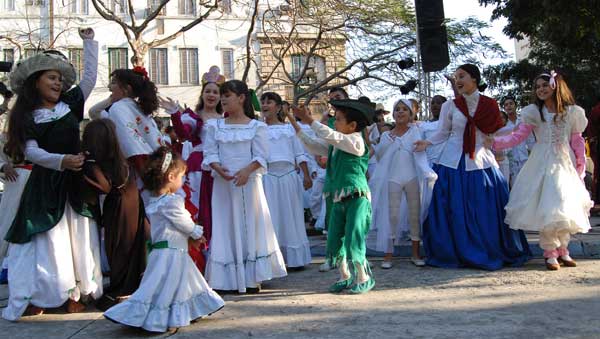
78, 29, 98, 100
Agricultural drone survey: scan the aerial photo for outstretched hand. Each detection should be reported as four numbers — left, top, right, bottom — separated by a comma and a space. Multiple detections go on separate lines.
158, 96, 183, 114
79, 28, 94, 40
291, 104, 313, 125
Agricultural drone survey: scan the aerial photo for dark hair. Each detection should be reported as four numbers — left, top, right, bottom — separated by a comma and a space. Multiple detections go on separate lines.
329, 87, 348, 99
220, 80, 255, 119
153, 116, 164, 131
500, 110, 508, 122
532, 71, 575, 123
282, 101, 290, 107
111, 69, 158, 116
81, 119, 129, 188
165, 125, 174, 134
261, 91, 285, 122
142, 146, 187, 192
4, 70, 45, 163
457, 64, 487, 92
501, 95, 516, 106
337, 107, 369, 132
431, 95, 447, 104
195, 82, 223, 114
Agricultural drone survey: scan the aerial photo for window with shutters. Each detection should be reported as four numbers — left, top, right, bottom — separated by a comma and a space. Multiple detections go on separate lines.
70, 0, 88, 14
178, 0, 195, 15
291, 54, 325, 84
69, 48, 84, 82
24, 48, 37, 59
147, 0, 166, 16
179, 48, 198, 85
3, 49, 14, 62
3, 0, 15, 11
111, 0, 126, 14
221, 48, 234, 80
108, 48, 128, 74
219, 0, 231, 14
149, 48, 168, 85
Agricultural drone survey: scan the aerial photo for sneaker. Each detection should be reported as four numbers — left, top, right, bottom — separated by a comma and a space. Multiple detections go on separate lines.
380, 261, 393, 269
0, 268, 7, 284
328, 277, 353, 293
319, 261, 335, 272
349, 277, 375, 294
410, 257, 426, 267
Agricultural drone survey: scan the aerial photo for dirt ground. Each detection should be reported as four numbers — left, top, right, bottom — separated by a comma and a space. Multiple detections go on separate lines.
1, 258, 599, 339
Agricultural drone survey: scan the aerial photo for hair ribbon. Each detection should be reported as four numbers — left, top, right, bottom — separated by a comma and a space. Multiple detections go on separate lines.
161, 152, 172, 173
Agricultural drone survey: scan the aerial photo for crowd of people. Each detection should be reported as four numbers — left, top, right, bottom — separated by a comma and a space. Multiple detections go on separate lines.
0, 29, 594, 332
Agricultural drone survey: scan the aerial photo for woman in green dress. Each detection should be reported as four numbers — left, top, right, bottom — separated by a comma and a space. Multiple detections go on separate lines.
2, 28, 102, 321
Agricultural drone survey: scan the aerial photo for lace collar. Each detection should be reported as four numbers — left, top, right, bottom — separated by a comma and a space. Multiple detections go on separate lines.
32, 101, 70, 124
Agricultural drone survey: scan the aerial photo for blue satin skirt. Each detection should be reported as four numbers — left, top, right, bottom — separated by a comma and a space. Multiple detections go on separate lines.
423, 155, 531, 270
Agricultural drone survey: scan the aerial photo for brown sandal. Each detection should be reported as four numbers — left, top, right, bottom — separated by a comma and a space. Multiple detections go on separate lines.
66, 299, 86, 313
24, 305, 44, 316
558, 257, 577, 267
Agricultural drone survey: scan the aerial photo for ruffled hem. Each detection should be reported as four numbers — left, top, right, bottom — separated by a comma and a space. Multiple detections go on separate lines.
508, 217, 591, 234
280, 243, 312, 268
104, 291, 225, 333
207, 250, 287, 292
325, 186, 371, 203
267, 124, 295, 140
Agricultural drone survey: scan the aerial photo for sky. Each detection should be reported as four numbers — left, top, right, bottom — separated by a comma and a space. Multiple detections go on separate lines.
444, 0, 514, 60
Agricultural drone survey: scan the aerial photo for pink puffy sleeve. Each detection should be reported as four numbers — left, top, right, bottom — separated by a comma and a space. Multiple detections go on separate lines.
570, 132, 586, 178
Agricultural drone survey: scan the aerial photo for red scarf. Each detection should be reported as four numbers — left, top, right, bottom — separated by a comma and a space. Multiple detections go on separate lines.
453, 95, 503, 159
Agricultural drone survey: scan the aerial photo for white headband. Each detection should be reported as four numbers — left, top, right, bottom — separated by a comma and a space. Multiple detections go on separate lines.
540, 70, 557, 90
161, 152, 172, 173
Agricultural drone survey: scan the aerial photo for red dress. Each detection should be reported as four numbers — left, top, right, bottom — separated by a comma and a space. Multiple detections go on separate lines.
170, 109, 215, 273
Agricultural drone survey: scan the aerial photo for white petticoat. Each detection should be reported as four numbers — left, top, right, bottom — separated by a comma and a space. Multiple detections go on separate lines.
2, 202, 103, 321
206, 174, 287, 293
104, 247, 224, 332
263, 164, 312, 267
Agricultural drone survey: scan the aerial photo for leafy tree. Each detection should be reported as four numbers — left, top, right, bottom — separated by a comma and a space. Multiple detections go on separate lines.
479, 0, 600, 110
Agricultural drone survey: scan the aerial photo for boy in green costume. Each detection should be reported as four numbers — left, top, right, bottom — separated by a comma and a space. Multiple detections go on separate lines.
287, 99, 375, 294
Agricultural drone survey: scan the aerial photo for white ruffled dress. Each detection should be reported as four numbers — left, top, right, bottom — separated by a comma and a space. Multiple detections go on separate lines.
263, 124, 312, 268
104, 194, 224, 332
504, 105, 593, 234
202, 119, 287, 293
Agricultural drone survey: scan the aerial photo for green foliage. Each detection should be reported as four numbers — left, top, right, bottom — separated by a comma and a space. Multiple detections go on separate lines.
479, 0, 600, 110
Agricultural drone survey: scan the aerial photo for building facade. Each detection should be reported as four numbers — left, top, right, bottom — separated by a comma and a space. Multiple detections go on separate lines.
0, 0, 346, 121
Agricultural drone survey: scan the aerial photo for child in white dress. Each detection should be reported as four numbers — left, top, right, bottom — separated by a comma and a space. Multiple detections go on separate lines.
104, 147, 224, 332
490, 71, 592, 270
261, 92, 312, 269
203, 80, 287, 293
369, 99, 436, 268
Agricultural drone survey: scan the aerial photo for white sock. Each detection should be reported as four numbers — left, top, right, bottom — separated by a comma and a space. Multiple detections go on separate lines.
546, 257, 559, 265
560, 254, 573, 262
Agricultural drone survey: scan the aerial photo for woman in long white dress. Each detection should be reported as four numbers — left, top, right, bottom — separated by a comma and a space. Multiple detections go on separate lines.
260, 92, 312, 269
491, 71, 592, 270
203, 80, 286, 293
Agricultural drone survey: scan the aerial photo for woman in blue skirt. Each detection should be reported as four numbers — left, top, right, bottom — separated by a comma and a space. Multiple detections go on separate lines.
414, 64, 531, 270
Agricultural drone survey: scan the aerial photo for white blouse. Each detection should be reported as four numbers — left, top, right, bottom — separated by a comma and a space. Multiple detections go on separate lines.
145, 194, 203, 251
426, 91, 498, 171
266, 124, 307, 166
202, 118, 269, 175
297, 120, 365, 157
101, 98, 163, 158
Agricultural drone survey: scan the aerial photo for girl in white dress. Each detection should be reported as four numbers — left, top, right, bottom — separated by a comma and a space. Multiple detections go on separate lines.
104, 147, 224, 332
490, 71, 592, 270
369, 99, 436, 268
203, 80, 287, 293
260, 92, 312, 269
